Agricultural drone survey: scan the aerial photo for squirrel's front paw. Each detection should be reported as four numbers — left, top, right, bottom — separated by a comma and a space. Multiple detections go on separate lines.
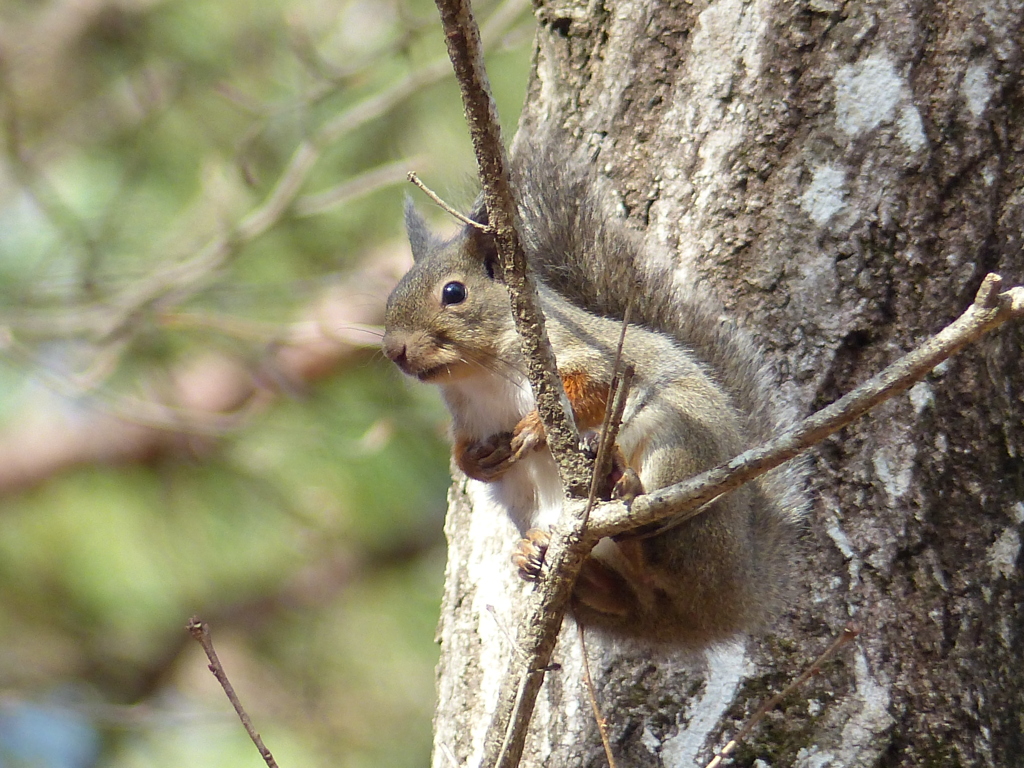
511, 528, 551, 581
456, 432, 517, 481
510, 410, 546, 460
455, 414, 546, 483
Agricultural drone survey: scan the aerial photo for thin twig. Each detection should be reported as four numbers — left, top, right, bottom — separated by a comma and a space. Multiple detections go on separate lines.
578, 624, 617, 768
187, 617, 281, 768
407, 172, 492, 231
574, 312, 635, 768
582, 302, 635, 530
704, 625, 860, 768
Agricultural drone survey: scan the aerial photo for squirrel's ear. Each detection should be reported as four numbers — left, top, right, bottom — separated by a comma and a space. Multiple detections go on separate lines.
465, 198, 500, 279
404, 196, 435, 262
468, 226, 500, 281
468, 197, 488, 228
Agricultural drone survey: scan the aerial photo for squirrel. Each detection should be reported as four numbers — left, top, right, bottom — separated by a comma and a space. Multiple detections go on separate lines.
382, 142, 804, 648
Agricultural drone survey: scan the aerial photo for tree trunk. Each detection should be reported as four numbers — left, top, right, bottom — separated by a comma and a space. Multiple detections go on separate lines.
432, 0, 1024, 765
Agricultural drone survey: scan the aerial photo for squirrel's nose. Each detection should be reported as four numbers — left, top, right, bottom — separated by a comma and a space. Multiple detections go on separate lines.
382, 337, 407, 366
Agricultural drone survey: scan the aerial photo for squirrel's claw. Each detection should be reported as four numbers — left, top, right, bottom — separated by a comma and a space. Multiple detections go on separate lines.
512, 527, 551, 581
456, 411, 547, 483
612, 467, 644, 502
458, 432, 516, 481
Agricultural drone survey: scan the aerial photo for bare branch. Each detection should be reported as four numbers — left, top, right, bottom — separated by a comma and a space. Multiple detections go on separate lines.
578, 625, 617, 768
430, 3, 605, 765
485, 530, 592, 768
433, 0, 591, 494
187, 618, 281, 768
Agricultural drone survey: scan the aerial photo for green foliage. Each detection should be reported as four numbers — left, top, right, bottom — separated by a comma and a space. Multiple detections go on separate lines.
0, 0, 533, 765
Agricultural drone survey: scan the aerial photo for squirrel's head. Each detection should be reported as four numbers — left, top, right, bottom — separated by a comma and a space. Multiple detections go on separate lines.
383, 200, 518, 384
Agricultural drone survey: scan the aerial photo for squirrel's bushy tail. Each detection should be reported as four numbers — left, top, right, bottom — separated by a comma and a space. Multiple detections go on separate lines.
505, 140, 807, 531
507, 149, 766, 431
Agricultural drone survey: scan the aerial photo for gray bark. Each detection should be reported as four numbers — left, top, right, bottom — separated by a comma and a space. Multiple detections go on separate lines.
433, 0, 1024, 765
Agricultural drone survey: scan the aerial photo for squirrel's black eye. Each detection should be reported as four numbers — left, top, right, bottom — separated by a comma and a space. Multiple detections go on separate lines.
441, 281, 467, 306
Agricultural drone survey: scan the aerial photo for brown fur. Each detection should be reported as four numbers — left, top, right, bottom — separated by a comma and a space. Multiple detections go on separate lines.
383, 140, 806, 648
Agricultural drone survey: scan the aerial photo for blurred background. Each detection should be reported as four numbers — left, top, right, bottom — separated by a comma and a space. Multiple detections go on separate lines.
0, 0, 532, 765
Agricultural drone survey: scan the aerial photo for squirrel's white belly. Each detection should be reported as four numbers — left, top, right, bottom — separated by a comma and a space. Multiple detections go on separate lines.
442, 373, 534, 438
491, 450, 564, 533
442, 374, 563, 531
